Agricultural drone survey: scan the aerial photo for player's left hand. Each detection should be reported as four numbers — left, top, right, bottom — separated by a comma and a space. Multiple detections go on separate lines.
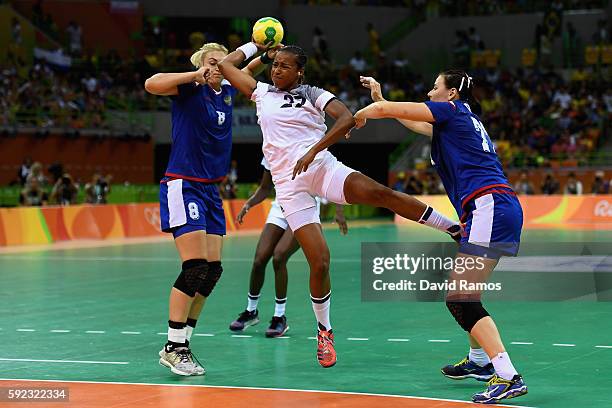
335, 213, 348, 235
292, 149, 316, 180
353, 110, 367, 129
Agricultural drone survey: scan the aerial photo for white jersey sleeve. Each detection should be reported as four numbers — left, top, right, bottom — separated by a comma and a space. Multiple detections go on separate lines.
251, 81, 270, 103
302, 85, 336, 113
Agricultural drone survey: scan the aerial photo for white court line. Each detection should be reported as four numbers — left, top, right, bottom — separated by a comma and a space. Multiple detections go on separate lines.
231, 335, 252, 338
347, 338, 369, 341
387, 338, 410, 342
307, 336, 316, 340
277, 336, 290, 339
595, 345, 612, 349
120, 331, 141, 335
0, 256, 358, 264
50, 330, 71, 333
194, 333, 215, 337
156, 332, 166, 335
16, 329, 35, 332
511, 342, 534, 345
0, 378, 536, 408
553, 343, 576, 347
428, 339, 450, 343
0, 358, 128, 365
85, 331, 105, 334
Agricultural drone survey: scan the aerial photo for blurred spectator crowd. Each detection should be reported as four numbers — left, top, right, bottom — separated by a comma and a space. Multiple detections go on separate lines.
16, 157, 111, 206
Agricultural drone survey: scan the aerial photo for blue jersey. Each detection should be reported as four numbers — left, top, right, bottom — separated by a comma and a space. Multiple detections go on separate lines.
424, 100, 512, 220
165, 81, 236, 182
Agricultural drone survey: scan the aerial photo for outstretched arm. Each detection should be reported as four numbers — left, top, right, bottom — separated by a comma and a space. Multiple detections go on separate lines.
236, 169, 274, 224
218, 44, 264, 98
292, 99, 356, 179
358, 76, 432, 138
354, 101, 435, 129
144, 69, 205, 96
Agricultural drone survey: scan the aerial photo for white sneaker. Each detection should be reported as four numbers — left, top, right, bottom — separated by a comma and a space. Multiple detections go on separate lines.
159, 346, 205, 376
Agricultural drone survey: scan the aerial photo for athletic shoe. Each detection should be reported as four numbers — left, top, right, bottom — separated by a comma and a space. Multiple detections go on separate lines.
472, 374, 528, 404
158, 345, 205, 376
265, 315, 289, 338
441, 356, 495, 381
229, 309, 260, 332
317, 329, 336, 368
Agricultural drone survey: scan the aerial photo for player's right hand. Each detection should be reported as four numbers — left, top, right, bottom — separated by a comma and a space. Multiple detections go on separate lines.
236, 204, 250, 224
195, 67, 209, 85
360, 76, 384, 102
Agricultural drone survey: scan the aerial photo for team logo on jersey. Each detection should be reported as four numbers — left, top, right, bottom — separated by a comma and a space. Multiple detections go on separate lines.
224, 95, 232, 106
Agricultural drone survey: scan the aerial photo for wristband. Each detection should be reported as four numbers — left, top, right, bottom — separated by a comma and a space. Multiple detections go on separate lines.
260, 52, 273, 64
237, 43, 258, 60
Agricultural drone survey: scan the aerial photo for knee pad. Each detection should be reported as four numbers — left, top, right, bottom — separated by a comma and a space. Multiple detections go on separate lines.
446, 301, 490, 332
174, 259, 208, 297
198, 261, 223, 297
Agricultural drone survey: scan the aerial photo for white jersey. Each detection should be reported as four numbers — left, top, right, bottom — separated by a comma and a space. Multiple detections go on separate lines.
251, 81, 336, 182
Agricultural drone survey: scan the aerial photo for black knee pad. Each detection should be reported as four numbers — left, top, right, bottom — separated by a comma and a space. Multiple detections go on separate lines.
446, 301, 490, 332
198, 261, 223, 297
173, 259, 208, 297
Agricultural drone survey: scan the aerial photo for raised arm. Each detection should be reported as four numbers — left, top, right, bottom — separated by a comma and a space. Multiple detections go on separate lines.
218, 44, 260, 99
236, 169, 274, 224
292, 99, 356, 179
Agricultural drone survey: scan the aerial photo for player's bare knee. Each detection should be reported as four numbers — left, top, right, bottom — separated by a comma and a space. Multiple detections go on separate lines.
272, 252, 288, 271
252, 254, 269, 273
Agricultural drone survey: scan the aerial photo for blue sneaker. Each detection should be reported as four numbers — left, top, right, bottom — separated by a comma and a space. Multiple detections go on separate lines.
441, 356, 495, 381
472, 374, 528, 404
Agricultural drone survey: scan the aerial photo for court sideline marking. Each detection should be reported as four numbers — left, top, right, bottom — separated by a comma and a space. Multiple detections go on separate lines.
0, 378, 537, 408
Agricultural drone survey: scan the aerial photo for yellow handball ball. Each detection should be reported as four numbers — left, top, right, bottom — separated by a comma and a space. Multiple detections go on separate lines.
252, 17, 284, 48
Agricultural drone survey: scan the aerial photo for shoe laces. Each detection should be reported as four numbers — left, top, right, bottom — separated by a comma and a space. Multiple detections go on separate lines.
175, 347, 192, 364
238, 310, 255, 322
454, 357, 469, 367
270, 316, 284, 325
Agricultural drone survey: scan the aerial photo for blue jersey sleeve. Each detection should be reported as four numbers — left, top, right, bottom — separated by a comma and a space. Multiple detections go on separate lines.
173, 82, 199, 99
424, 101, 458, 124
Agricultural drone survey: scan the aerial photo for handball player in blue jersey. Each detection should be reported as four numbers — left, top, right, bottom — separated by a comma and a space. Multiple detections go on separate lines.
144, 42, 277, 376
355, 72, 527, 404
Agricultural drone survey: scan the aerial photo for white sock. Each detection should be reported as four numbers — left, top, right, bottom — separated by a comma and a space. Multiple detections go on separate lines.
311, 292, 331, 331
491, 352, 518, 380
185, 325, 194, 342
167, 326, 187, 345
274, 297, 287, 317
246, 293, 260, 312
469, 347, 491, 367
418, 206, 457, 233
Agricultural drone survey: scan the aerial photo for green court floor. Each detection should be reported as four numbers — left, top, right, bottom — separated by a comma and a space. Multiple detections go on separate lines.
1, 224, 611, 407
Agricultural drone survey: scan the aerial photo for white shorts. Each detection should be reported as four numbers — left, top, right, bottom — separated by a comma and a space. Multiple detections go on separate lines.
266, 197, 323, 231
266, 200, 289, 230
274, 152, 357, 231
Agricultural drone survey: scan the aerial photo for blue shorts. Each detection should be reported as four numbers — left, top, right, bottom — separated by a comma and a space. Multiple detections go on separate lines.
459, 192, 523, 259
159, 178, 226, 238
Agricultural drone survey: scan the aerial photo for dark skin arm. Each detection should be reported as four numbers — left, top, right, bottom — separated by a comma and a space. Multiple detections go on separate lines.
236, 169, 274, 224
217, 45, 282, 98
292, 99, 356, 179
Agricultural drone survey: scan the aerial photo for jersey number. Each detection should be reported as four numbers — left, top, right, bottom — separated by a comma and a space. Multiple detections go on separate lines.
470, 117, 495, 153
187, 202, 200, 220
280, 94, 306, 109
216, 111, 226, 126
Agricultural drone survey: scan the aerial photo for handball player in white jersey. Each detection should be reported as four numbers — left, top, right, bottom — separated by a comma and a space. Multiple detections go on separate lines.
217, 42, 462, 368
